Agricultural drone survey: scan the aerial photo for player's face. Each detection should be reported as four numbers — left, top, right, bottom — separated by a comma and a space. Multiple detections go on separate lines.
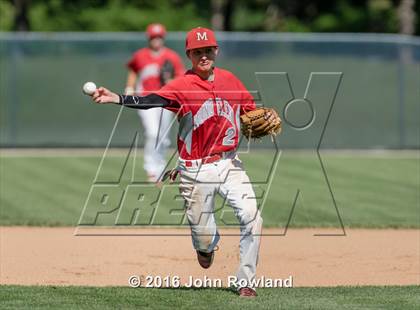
188, 47, 218, 73
149, 37, 164, 51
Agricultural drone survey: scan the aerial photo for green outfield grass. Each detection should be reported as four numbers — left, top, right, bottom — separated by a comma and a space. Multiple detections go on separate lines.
0, 151, 418, 227
1, 285, 419, 309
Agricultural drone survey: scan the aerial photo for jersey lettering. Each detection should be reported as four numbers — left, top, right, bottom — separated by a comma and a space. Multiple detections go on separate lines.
193, 99, 215, 129
179, 98, 239, 155
193, 98, 236, 130
215, 98, 235, 127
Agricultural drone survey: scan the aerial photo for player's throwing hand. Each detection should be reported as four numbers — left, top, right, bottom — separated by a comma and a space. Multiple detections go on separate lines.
91, 87, 119, 104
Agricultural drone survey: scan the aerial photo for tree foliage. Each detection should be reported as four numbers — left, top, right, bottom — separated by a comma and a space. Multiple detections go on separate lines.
0, 0, 417, 34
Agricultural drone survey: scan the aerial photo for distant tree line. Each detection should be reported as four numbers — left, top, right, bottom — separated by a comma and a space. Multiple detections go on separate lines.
0, 0, 418, 35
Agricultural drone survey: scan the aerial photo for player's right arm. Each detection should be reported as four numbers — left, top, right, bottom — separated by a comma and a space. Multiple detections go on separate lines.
92, 87, 170, 109
126, 49, 143, 95
125, 69, 137, 95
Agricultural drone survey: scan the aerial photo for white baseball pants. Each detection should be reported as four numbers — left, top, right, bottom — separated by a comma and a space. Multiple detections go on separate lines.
178, 154, 263, 288
137, 108, 173, 180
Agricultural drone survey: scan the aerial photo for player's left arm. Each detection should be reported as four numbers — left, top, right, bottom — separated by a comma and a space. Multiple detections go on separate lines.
234, 77, 282, 138
235, 78, 256, 114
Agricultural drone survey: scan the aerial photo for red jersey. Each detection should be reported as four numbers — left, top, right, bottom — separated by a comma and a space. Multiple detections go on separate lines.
127, 47, 185, 93
156, 67, 256, 160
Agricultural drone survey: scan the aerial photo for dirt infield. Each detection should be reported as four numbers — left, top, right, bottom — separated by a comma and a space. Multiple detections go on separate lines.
1, 227, 419, 287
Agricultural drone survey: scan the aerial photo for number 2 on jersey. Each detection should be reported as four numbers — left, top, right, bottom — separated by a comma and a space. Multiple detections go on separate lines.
222, 127, 235, 146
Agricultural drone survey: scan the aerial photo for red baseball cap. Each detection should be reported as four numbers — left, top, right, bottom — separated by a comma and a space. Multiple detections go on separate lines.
185, 27, 218, 51
146, 23, 166, 39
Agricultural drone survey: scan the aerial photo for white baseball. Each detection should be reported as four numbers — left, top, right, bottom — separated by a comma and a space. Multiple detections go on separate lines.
82, 82, 97, 96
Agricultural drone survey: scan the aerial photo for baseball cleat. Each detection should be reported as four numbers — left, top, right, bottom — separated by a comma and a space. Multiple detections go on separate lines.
196, 250, 214, 269
238, 287, 257, 297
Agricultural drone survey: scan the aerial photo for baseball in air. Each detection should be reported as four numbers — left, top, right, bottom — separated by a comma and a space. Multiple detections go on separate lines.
82, 82, 97, 95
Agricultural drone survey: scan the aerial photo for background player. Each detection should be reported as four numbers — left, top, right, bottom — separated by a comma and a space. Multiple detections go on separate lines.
125, 23, 185, 182
91, 27, 262, 297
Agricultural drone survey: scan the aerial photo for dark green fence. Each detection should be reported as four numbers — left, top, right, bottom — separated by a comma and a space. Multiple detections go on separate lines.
0, 32, 419, 149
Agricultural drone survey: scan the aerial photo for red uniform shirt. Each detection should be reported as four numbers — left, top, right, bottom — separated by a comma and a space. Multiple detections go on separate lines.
127, 47, 185, 93
155, 67, 256, 160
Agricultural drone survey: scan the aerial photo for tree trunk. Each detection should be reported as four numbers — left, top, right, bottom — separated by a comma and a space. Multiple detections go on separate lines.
397, 0, 416, 35
223, 0, 234, 31
13, 0, 30, 31
211, 0, 225, 31
211, 0, 235, 31
397, 0, 416, 63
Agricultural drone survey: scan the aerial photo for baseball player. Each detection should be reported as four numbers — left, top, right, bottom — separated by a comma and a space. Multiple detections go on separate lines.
91, 27, 263, 297
125, 23, 185, 182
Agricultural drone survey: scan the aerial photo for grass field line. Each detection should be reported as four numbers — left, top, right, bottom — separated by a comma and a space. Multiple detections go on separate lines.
1, 148, 419, 158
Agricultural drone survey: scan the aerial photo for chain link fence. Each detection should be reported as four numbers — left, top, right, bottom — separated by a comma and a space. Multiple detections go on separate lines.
0, 32, 419, 149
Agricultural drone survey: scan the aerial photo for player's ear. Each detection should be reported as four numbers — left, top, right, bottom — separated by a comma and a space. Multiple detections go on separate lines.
186, 51, 191, 59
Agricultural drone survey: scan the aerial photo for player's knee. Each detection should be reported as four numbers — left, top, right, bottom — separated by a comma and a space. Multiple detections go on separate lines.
238, 205, 260, 226
145, 132, 159, 141
239, 209, 262, 236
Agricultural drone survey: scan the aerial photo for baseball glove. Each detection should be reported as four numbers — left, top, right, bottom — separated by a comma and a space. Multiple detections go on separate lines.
240, 107, 282, 139
160, 60, 175, 85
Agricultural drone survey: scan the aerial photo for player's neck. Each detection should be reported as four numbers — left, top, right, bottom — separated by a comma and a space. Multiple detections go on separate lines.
194, 67, 214, 81
150, 47, 163, 56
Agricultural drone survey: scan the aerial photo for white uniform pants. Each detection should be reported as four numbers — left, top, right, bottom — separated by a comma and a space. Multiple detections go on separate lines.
137, 108, 173, 180
178, 154, 263, 288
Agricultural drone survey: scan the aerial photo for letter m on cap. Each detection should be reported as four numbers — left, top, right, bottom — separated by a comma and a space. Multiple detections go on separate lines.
196, 32, 208, 41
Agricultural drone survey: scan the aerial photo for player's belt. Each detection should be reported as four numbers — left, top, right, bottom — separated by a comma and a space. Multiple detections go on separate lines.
183, 154, 222, 167
179, 151, 237, 168
182, 153, 223, 168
